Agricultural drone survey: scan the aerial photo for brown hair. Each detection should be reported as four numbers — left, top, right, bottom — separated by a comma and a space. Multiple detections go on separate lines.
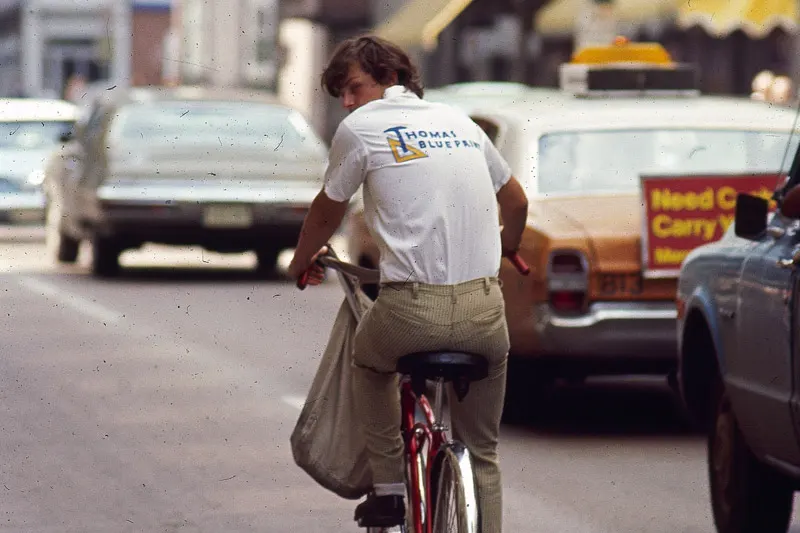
321, 35, 424, 98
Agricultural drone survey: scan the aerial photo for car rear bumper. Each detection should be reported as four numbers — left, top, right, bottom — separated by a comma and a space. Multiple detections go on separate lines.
90, 200, 307, 250
514, 301, 678, 370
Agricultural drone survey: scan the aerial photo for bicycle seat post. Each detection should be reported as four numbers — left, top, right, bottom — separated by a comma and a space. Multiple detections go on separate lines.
432, 377, 446, 431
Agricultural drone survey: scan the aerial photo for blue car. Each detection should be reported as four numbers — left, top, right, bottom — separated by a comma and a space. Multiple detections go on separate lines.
677, 137, 800, 532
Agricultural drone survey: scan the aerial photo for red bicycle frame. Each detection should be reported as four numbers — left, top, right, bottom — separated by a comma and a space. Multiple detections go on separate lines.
401, 377, 445, 533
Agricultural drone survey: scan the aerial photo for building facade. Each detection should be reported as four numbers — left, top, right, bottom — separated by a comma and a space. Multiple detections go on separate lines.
165, 0, 279, 90
0, 0, 176, 99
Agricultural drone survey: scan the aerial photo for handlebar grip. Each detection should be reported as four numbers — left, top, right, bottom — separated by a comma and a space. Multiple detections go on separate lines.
296, 248, 334, 290
296, 270, 310, 290
506, 252, 531, 275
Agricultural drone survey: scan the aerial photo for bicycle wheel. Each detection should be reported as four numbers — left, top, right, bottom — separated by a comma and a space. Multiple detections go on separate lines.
430, 441, 480, 533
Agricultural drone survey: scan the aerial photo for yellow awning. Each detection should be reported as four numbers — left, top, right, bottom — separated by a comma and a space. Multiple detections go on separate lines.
373, 0, 474, 51
677, 0, 798, 38
536, 0, 679, 36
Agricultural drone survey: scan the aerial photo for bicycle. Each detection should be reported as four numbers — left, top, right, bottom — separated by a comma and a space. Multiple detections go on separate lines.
297, 247, 530, 533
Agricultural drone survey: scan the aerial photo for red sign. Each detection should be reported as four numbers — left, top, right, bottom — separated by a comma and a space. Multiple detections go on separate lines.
640, 173, 782, 277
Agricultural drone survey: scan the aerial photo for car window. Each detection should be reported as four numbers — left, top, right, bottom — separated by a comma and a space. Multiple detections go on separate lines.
0, 121, 73, 150
537, 129, 800, 195
108, 101, 327, 159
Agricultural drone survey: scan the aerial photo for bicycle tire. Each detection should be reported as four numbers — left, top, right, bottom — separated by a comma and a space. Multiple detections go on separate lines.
430, 441, 480, 533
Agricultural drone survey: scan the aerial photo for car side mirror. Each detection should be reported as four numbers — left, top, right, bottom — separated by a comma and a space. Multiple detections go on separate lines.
780, 185, 800, 219
58, 130, 73, 143
734, 192, 769, 240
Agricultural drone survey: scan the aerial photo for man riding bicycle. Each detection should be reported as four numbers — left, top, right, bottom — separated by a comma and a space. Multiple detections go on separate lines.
288, 35, 529, 532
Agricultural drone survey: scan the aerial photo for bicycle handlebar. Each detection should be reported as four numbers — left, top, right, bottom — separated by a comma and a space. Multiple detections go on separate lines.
505, 251, 531, 276
297, 247, 530, 290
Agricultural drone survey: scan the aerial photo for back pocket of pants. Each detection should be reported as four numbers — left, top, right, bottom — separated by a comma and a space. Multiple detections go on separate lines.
468, 305, 505, 329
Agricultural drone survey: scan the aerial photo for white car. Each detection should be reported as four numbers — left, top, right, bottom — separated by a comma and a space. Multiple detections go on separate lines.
0, 98, 77, 223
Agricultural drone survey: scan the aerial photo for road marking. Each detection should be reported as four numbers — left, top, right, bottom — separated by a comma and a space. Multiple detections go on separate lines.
17, 276, 125, 325
281, 395, 307, 410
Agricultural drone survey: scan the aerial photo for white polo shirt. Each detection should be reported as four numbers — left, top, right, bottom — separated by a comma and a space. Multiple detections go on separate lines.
324, 86, 512, 285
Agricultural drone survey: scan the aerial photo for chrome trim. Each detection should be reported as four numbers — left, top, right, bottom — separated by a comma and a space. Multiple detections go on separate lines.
433, 378, 445, 426
433, 442, 479, 533
550, 302, 678, 328
96, 179, 321, 204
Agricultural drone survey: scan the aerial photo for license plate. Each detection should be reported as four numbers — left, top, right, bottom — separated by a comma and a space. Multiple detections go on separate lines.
202, 205, 253, 228
595, 273, 643, 297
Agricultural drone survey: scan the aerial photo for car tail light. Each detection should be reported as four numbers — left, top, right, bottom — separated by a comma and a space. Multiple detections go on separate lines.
547, 251, 588, 314
550, 291, 585, 313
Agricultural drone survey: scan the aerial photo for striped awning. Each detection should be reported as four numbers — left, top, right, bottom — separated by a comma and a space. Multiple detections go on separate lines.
536, 0, 678, 36
373, 0, 474, 51
676, 0, 798, 38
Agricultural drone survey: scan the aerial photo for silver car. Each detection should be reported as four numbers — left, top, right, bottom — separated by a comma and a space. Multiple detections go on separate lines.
43, 86, 328, 277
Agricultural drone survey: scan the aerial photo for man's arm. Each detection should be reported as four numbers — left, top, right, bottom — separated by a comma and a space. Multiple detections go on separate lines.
496, 175, 529, 253
288, 190, 350, 278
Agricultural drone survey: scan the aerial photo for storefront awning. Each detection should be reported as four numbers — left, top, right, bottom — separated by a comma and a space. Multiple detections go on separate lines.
676, 0, 798, 38
536, 0, 679, 36
373, 0, 474, 51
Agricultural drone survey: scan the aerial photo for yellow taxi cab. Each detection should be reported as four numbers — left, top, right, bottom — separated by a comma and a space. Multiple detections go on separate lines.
343, 39, 800, 410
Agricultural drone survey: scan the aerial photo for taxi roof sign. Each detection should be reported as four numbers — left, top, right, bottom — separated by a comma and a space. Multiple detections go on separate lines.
571, 41, 674, 67
560, 39, 700, 97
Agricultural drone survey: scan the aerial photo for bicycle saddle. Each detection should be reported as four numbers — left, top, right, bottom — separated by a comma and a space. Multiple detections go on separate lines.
397, 351, 489, 401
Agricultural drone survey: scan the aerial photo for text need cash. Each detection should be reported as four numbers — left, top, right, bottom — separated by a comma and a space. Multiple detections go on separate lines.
649, 185, 774, 242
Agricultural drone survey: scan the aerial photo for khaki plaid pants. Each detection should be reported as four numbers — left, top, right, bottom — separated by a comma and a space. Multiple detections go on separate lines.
352, 277, 510, 533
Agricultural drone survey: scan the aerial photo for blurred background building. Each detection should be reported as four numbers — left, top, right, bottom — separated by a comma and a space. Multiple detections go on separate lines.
0, 0, 797, 141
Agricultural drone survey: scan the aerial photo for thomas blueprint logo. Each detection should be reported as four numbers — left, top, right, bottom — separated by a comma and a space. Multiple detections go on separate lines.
384, 126, 428, 163
384, 125, 483, 163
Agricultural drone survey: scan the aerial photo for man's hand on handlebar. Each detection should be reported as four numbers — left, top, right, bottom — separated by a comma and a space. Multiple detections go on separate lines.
503, 249, 531, 276
291, 245, 329, 290
296, 245, 530, 290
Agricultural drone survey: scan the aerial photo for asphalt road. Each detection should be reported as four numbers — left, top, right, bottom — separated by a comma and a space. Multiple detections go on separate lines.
1, 225, 798, 532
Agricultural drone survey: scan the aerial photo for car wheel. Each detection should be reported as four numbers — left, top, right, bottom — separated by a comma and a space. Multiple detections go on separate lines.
254, 248, 280, 277
45, 199, 79, 263
708, 375, 795, 533
501, 358, 552, 424
91, 238, 121, 277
